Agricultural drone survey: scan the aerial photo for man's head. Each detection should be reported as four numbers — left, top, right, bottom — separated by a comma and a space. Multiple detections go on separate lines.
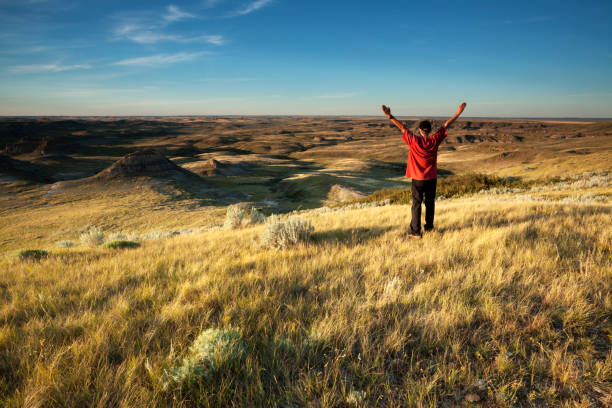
418, 120, 432, 137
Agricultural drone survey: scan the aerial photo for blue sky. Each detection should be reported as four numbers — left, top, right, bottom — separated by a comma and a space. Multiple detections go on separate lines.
0, 0, 611, 117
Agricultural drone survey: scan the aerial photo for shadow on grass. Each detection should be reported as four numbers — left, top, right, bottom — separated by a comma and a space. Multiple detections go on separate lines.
311, 226, 392, 246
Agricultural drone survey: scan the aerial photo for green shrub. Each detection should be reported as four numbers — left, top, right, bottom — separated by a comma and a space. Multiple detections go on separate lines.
359, 173, 530, 205
258, 215, 313, 250
103, 240, 140, 250
17, 249, 48, 260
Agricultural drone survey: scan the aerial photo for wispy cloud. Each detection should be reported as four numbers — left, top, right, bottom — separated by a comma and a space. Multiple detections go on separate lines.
113, 52, 205, 67
0, 45, 50, 54
197, 77, 258, 82
112, 7, 223, 45
314, 92, 360, 99
163, 5, 196, 23
114, 24, 224, 45
59, 87, 157, 96
203, 0, 223, 8
503, 16, 554, 24
566, 92, 612, 98
231, 0, 273, 16
8, 63, 91, 74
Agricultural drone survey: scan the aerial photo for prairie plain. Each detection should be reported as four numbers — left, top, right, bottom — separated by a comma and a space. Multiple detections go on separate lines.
0, 116, 611, 407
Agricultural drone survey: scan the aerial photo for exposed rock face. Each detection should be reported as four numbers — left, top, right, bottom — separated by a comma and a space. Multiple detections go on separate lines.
327, 184, 365, 202
95, 149, 179, 178
198, 158, 227, 176
207, 158, 222, 169
196, 158, 252, 176
313, 135, 326, 142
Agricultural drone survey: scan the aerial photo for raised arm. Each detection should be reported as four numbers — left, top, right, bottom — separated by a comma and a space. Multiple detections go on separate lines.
444, 102, 467, 129
382, 105, 406, 133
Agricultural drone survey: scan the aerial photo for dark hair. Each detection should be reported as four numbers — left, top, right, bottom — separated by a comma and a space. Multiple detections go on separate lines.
418, 120, 432, 133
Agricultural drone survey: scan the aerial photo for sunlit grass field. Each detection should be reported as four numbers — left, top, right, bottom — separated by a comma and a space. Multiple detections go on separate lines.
1, 118, 611, 406
1, 193, 610, 406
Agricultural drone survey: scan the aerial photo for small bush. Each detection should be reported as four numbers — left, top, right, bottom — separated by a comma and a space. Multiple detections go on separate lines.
165, 328, 246, 387
80, 226, 104, 247
143, 231, 179, 240
258, 215, 313, 250
223, 204, 248, 230
347, 389, 367, 406
18, 249, 48, 260
107, 232, 127, 241
224, 204, 266, 229
103, 240, 140, 250
246, 207, 266, 225
56, 240, 74, 249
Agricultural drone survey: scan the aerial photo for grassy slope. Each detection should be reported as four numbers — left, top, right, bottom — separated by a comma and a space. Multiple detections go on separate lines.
1, 119, 611, 406
0, 181, 225, 251
1, 198, 610, 407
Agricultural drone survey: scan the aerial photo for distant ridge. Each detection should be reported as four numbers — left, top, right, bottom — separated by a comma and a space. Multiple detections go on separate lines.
95, 149, 190, 179
0, 116, 610, 122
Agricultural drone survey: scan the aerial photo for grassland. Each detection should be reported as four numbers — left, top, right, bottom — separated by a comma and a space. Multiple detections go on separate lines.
0, 117, 611, 406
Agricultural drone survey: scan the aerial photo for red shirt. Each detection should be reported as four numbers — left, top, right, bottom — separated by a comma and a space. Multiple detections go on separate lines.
402, 127, 447, 180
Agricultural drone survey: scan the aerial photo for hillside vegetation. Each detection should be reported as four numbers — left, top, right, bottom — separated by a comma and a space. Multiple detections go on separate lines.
1, 195, 610, 407
1, 117, 611, 406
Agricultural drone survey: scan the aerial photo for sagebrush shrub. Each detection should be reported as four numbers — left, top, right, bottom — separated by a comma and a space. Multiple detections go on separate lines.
143, 230, 178, 240
246, 207, 266, 225
56, 240, 74, 248
223, 204, 247, 230
346, 389, 367, 406
165, 328, 246, 387
258, 215, 313, 250
224, 205, 266, 229
80, 226, 105, 247
107, 232, 127, 241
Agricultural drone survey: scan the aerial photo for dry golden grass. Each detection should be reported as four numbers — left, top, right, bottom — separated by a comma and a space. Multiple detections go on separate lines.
1, 196, 610, 407
0, 180, 225, 251
1, 118, 611, 406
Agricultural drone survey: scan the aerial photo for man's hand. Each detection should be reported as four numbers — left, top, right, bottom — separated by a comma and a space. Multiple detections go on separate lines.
444, 102, 467, 129
382, 104, 405, 133
457, 102, 467, 115
382, 105, 391, 118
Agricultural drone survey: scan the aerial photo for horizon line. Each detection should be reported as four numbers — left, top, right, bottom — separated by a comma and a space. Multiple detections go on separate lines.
0, 115, 610, 122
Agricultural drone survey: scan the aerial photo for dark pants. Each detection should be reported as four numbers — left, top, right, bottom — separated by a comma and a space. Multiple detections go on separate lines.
410, 178, 437, 234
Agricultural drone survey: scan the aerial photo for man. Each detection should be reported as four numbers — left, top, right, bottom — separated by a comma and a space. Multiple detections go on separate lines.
382, 102, 467, 237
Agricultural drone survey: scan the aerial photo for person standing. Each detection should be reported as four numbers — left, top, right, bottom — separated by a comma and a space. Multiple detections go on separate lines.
382, 102, 467, 237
